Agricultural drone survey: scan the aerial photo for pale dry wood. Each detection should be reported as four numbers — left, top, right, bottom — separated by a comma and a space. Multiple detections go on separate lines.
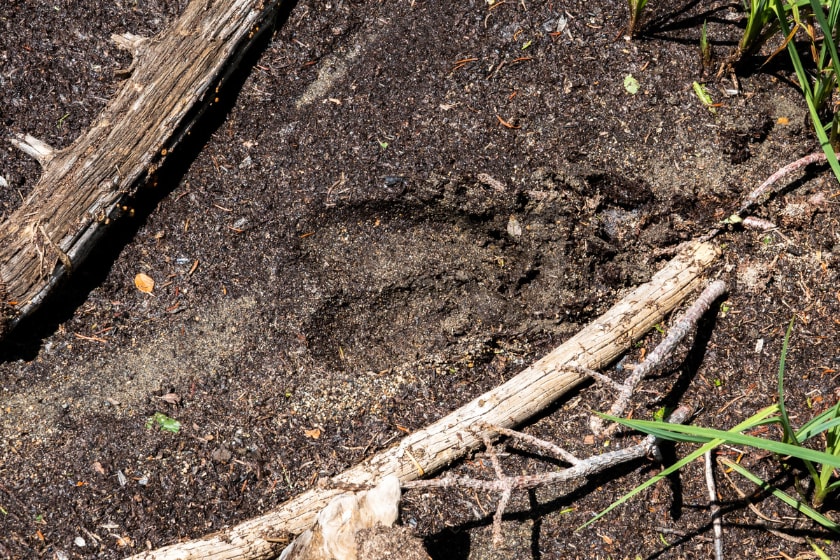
0, 0, 284, 338
129, 240, 719, 560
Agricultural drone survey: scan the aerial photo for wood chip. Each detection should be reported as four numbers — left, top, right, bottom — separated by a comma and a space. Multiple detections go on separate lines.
134, 273, 155, 293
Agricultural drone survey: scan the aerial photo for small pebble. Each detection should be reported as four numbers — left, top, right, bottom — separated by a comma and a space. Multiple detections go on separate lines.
74, 536, 86, 548
507, 215, 522, 238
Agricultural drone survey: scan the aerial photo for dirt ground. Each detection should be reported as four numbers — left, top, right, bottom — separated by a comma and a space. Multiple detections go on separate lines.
2, 0, 840, 558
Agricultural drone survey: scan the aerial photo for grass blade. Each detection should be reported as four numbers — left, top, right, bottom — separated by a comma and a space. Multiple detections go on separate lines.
600, 415, 840, 469
796, 406, 840, 440
579, 406, 779, 530
797, 415, 840, 442
721, 458, 840, 533
772, 0, 840, 180
777, 317, 797, 444
810, 0, 840, 78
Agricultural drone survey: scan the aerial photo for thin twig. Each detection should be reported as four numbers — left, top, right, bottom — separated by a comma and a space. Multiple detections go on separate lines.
404, 407, 692, 546
493, 488, 512, 548
659, 151, 832, 255
655, 526, 714, 542
705, 450, 724, 560
591, 280, 727, 436
481, 424, 581, 465
560, 364, 624, 392
738, 151, 828, 216
479, 431, 514, 547
480, 432, 506, 480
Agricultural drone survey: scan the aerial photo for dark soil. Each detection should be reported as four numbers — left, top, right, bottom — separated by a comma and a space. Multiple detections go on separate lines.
1, 0, 840, 558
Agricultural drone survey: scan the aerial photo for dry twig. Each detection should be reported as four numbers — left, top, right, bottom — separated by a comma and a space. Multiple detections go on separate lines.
590, 280, 727, 436
403, 407, 692, 548
705, 450, 724, 560
737, 151, 829, 216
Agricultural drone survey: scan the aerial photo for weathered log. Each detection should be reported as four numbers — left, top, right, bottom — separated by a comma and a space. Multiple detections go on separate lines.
0, 0, 284, 338
128, 240, 719, 560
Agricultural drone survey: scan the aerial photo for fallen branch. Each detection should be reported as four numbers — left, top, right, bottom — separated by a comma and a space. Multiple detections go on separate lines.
0, 0, 284, 339
128, 239, 719, 560
402, 406, 693, 549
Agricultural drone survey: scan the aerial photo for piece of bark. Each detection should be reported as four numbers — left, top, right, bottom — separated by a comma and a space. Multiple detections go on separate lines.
0, 0, 284, 338
278, 476, 402, 560
128, 240, 719, 560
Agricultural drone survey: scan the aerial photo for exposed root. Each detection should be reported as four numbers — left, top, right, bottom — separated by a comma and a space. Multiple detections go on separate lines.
657, 150, 834, 258
590, 280, 727, 437
705, 450, 723, 560
403, 407, 692, 548
738, 151, 830, 217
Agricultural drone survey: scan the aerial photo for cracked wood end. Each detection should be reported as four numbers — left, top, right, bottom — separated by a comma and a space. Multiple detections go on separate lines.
9, 134, 55, 168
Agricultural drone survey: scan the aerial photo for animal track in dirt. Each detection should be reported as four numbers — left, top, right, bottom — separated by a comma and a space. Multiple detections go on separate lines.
297, 168, 661, 374
6, 0, 840, 558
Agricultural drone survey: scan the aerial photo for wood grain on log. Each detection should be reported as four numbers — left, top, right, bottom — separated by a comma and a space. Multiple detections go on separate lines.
0, 0, 283, 336
129, 240, 719, 560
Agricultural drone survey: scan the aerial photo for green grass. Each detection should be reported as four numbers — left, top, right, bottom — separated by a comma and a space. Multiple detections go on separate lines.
585, 319, 840, 534
700, 20, 712, 66
740, 0, 781, 55
770, 0, 840, 181
627, 0, 649, 36
734, 0, 840, 180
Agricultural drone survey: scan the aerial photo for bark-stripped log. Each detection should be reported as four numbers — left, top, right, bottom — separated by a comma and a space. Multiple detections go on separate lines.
129, 240, 720, 560
0, 0, 284, 338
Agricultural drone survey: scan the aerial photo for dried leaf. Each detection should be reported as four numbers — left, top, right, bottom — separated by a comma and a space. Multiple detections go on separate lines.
304, 428, 321, 439
156, 393, 181, 405
211, 446, 232, 463
92, 461, 106, 475
134, 273, 155, 293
